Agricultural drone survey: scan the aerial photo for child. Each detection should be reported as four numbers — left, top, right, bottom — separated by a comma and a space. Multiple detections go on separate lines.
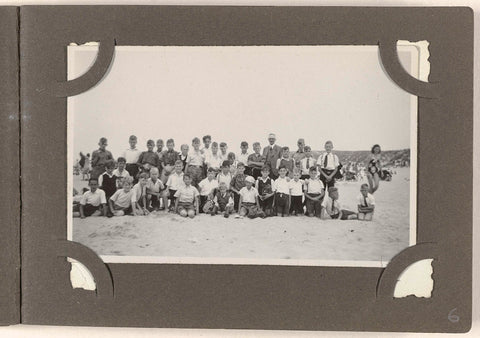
247, 142, 265, 180
367, 144, 382, 194
230, 161, 247, 210
211, 182, 234, 218
219, 142, 228, 161
185, 137, 205, 188
318, 140, 341, 189
201, 135, 212, 160
156, 139, 164, 156
276, 146, 294, 178
237, 141, 250, 174
227, 152, 238, 176
321, 187, 357, 220
273, 166, 290, 217
98, 159, 117, 201
174, 174, 200, 218
357, 183, 375, 221
218, 161, 233, 188
131, 173, 149, 216
90, 137, 113, 179
137, 139, 161, 176
256, 166, 275, 216
108, 177, 134, 216
73, 178, 107, 218
113, 157, 131, 189
166, 160, 185, 211
289, 169, 304, 216
123, 135, 141, 182
238, 176, 265, 218
80, 152, 91, 181
160, 138, 180, 184
304, 167, 324, 217
179, 144, 189, 171
300, 146, 316, 180
146, 167, 168, 212
205, 142, 222, 173
198, 168, 219, 213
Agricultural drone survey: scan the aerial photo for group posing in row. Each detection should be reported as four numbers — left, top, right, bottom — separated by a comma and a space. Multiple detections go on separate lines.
73, 133, 383, 220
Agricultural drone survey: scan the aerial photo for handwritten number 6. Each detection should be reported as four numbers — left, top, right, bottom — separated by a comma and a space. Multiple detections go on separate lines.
448, 308, 459, 323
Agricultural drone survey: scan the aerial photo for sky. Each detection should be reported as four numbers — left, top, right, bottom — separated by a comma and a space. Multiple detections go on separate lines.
68, 45, 416, 159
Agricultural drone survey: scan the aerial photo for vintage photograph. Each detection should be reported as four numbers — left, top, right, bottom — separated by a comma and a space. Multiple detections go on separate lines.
67, 45, 418, 267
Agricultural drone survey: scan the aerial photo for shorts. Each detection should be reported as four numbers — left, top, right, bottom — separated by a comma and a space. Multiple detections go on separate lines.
274, 192, 289, 216
79, 203, 101, 217
240, 202, 265, 218
290, 195, 304, 214
305, 193, 322, 217
177, 201, 195, 213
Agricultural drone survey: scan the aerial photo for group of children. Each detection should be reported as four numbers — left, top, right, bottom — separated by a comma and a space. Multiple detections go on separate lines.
73, 135, 380, 221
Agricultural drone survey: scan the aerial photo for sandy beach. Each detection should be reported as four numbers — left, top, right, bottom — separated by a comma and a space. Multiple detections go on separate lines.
71, 167, 412, 266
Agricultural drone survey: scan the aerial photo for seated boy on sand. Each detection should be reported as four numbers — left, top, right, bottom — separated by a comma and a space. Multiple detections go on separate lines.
210, 182, 234, 218
357, 183, 375, 221
146, 167, 168, 212
321, 186, 357, 220
238, 176, 265, 219
131, 173, 149, 216
108, 177, 134, 216
73, 178, 107, 218
174, 174, 200, 218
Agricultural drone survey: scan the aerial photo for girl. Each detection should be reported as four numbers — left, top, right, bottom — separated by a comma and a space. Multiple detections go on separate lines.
367, 144, 382, 194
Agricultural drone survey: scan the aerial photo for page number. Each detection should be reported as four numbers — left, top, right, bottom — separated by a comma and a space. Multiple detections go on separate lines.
448, 308, 459, 323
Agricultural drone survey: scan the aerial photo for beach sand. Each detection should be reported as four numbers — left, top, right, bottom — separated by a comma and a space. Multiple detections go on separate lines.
72, 167, 412, 266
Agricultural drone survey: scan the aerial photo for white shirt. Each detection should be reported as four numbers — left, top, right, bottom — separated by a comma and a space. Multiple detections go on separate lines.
217, 172, 232, 188
198, 178, 219, 196
273, 177, 290, 194
237, 152, 250, 166
146, 178, 165, 194
201, 147, 212, 163
80, 189, 106, 206
288, 179, 304, 196
322, 197, 341, 217
131, 183, 146, 203
319, 152, 339, 170
357, 193, 375, 207
300, 157, 317, 175
174, 185, 200, 203
304, 178, 324, 194
110, 189, 133, 208
123, 148, 141, 164
113, 168, 131, 188
187, 150, 205, 166
206, 154, 223, 170
166, 172, 185, 191
239, 186, 258, 203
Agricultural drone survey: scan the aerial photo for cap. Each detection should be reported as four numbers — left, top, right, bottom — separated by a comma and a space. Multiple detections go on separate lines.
245, 176, 255, 183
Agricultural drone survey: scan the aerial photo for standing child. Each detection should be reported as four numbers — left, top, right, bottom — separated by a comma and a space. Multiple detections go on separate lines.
318, 140, 341, 189
238, 176, 265, 218
123, 135, 141, 182
108, 177, 134, 216
131, 173, 149, 216
90, 137, 113, 179
367, 144, 382, 194
256, 166, 275, 217
137, 139, 161, 176
276, 147, 295, 178
237, 142, 250, 175
174, 174, 200, 218
179, 144, 189, 172
300, 146, 316, 180
185, 137, 205, 188
205, 142, 223, 173
357, 183, 375, 221
160, 139, 180, 184
198, 168, 219, 213
211, 182, 234, 218
113, 157, 131, 189
227, 152, 238, 176
145, 167, 168, 212
304, 167, 324, 217
218, 161, 233, 188
289, 169, 305, 216
321, 187, 357, 220
273, 166, 290, 217
166, 160, 185, 212
73, 178, 107, 218
230, 162, 247, 210
247, 142, 265, 180
219, 142, 228, 162
98, 159, 117, 201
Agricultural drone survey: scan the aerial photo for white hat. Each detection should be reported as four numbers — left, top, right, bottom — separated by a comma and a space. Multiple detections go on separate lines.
245, 176, 255, 184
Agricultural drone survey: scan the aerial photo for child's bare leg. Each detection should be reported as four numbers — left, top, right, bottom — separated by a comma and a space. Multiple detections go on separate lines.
162, 194, 169, 212
179, 209, 188, 217
347, 214, 357, 220
365, 212, 373, 221
91, 210, 102, 217
372, 174, 380, 193
239, 207, 247, 217
113, 210, 125, 216
187, 209, 195, 218
358, 212, 365, 221
367, 173, 374, 194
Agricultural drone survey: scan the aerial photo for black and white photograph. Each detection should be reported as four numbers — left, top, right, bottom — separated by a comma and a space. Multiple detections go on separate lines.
68, 45, 420, 267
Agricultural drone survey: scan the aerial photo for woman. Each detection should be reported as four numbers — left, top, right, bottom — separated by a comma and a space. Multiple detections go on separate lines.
367, 144, 382, 194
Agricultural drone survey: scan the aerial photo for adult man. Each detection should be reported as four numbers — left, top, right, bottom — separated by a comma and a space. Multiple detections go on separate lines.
293, 138, 306, 168
262, 133, 283, 178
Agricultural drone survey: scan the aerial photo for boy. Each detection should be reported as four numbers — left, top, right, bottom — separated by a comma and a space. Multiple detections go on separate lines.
98, 159, 117, 201
211, 182, 234, 218
185, 137, 205, 188
256, 166, 275, 216
113, 157, 131, 189
198, 168, 219, 213
304, 167, 324, 217
273, 166, 290, 217
166, 160, 185, 211
237, 141, 250, 174
318, 140, 341, 189
156, 139, 164, 157
357, 183, 375, 221
174, 174, 200, 218
137, 139, 161, 175
160, 138, 180, 184
218, 160, 232, 188
230, 162, 247, 210
90, 137, 113, 179
276, 147, 294, 178
179, 144, 189, 171
247, 142, 265, 180
123, 135, 141, 182
108, 177, 134, 216
201, 135, 212, 162
289, 169, 305, 215
73, 178, 107, 218
300, 146, 316, 180
238, 176, 265, 218
219, 142, 228, 161
131, 173, 149, 216
321, 187, 357, 220
146, 167, 168, 212
205, 142, 222, 173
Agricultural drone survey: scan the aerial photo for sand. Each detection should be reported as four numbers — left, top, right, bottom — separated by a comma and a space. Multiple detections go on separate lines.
72, 167, 411, 266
